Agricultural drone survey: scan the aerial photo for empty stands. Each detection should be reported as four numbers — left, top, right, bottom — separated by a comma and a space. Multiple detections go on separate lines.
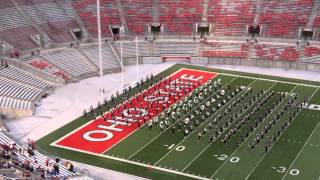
159, 0, 203, 35
81, 44, 121, 71
0, 65, 53, 112
0, 4, 39, 51
0, 66, 50, 90
0, 1, 15, 9
40, 21, 78, 43
71, 0, 121, 37
301, 46, 320, 63
0, 96, 33, 111
304, 46, 320, 57
253, 44, 300, 61
121, 0, 153, 35
259, 0, 313, 38
0, 77, 41, 103
114, 41, 198, 57
154, 41, 199, 56
201, 41, 249, 59
207, 0, 258, 36
0, 26, 39, 51
41, 49, 97, 78
25, 58, 70, 80
20, 1, 79, 43
114, 42, 149, 58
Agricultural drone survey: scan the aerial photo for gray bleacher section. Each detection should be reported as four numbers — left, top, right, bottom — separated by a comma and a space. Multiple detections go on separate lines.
114, 42, 149, 58
0, 2, 39, 51
21, 2, 76, 25
114, 41, 198, 58
20, 1, 79, 43
80, 44, 121, 71
0, 65, 52, 111
0, 96, 32, 111
0, 131, 93, 179
301, 55, 320, 64
41, 49, 97, 79
0, 66, 50, 90
0, 7, 32, 31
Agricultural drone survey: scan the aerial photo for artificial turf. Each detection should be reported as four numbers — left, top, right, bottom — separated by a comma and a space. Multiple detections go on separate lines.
37, 64, 320, 180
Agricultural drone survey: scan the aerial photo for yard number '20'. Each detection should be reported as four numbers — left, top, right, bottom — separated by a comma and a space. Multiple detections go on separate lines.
214, 154, 240, 163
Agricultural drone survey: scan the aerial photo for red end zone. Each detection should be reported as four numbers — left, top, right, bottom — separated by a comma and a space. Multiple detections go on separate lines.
53, 68, 217, 154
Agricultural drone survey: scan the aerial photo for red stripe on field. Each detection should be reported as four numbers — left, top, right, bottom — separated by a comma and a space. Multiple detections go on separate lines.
55, 69, 217, 154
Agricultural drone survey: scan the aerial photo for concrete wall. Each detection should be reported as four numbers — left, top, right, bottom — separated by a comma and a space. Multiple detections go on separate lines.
0, 108, 33, 119
206, 58, 320, 72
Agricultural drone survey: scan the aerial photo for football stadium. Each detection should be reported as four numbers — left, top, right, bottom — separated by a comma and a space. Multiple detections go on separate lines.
0, 0, 320, 180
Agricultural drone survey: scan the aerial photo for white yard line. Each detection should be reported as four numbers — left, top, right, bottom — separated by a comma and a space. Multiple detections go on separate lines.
245, 87, 319, 180
281, 88, 320, 180
52, 143, 211, 180
51, 68, 210, 150
210, 85, 299, 179
218, 72, 320, 88
101, 153, 212, 180
153, 79, 258, 166
181, 81, 277, 172
128, 76, 238, 159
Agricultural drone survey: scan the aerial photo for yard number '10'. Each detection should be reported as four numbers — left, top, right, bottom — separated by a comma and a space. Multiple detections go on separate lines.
167, 144, 186, 152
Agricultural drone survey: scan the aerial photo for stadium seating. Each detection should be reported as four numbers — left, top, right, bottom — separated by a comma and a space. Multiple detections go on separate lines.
0, 4, 39, 51
0, 131, 92, 179
301, 46, 320, 63
0, 1, 15, 9
15, 0, 62, 6
0, 76, 42, 102
71, 0, 121, 37
20, 1, 79, 43
81, 44, 121, 71
41, 49, 97, 78
253, 44, 300, 61
0, 26, 39, 51
114, 42, 149, 58
121, 0, 153, 35
25, 58, 70, 80
304, 46, 320, 57
114, 41, 198, 57
158, 0, 203, 35
154, 41, 199, 55
0, 65, 54, 112
40, 21, 78, 43
259, 0, 313, 38
0, 66, 50, 90
201, 41, 249, 59
207, 0, 258, 36
0, 96, 33, 111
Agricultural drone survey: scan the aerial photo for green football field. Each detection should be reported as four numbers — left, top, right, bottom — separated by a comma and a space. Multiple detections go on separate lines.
38, 64, 320, 180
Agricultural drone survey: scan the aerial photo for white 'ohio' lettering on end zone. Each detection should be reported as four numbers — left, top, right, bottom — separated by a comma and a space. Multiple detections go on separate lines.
52, 68, 218, 154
